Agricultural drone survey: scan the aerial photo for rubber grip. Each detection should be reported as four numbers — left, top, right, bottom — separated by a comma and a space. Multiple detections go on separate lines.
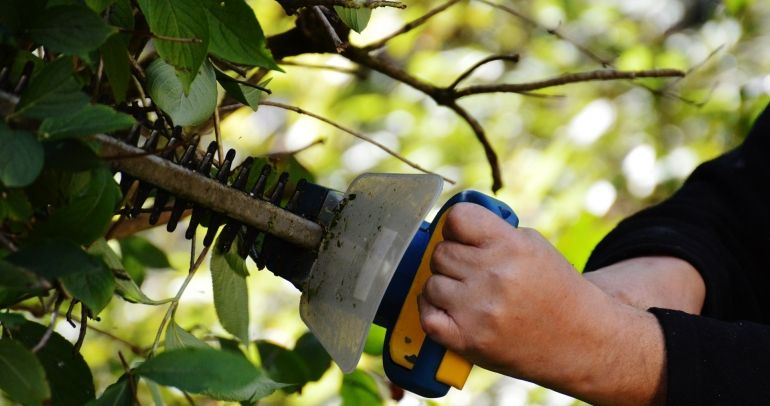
384, 191, 518, 397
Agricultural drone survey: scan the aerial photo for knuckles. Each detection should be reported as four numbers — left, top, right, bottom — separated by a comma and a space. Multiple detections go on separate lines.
443, 204, 474, 239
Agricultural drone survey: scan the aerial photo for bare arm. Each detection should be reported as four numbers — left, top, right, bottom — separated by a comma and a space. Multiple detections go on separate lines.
583, 256, 706, 315
419, 204, 668, 405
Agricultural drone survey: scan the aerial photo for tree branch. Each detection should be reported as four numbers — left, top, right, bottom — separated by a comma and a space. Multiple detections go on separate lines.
341, 46, 501, 188
362, 0, 465, 51
447, 102, 502, 191
314, 6, 347, 53
267, 138, 326, 158
449, 54, 520, 89
475, 0, 614, 68
277, 0, 404, 15
453, 68, 685, 97
280, 59, 363, 77
255, 100, 456, 184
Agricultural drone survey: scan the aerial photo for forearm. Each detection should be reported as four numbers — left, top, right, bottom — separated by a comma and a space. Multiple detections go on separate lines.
583, 256, 705, 315
524, 280, 666, 406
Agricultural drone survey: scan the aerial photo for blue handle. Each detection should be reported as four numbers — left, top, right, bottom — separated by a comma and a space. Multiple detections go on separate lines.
377, 191, 518, 397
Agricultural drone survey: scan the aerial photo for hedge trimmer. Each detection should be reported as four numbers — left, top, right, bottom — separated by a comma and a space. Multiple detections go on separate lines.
100, 131, 518, 398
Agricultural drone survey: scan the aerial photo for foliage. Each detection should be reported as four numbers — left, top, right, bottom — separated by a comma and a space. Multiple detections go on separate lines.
1, 0, 769, 404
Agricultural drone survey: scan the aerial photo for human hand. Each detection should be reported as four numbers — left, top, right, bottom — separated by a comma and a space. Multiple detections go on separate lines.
419, 203, 665, 404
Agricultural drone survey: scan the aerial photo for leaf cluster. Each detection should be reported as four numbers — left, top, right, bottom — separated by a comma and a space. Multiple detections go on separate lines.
0, 0, 382, 403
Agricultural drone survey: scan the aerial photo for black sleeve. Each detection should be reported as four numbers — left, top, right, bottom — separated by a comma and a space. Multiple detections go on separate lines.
583, 105, 770, 404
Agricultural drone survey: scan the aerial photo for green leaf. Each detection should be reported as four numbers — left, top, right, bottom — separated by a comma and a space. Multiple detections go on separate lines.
43, 139, 104, 172
31, 166, 121, 245
340, 369, 382, 406
0, 339, 50, 406
293, 332, 332, 382
10, 321, 96, 406
39, 104, 135, 140
86, 0, 116, 13
7, 239, 102, 280
115, 273, 170, 305
146, 58, 217, 126
1, 189, 33, 222
60, 256, 115, 315
29, 5, 115, 55
334, 6, 371, 33
0, 312, 27, 328
148, 381, 164, 406
119, 236, 171, 269
217, 337, 247, 357
108, 0, 134, 30
165, 319, 209, 350
256, 341, 309, 391
87, 376, 132, 406
135, 348, 286, 402
210, 242, 250, 343
363, 324, 385, 356
0, 123, 43, 187
88, 239, 171, 305
136, 0, 209, 92
14, 58, 89, 119
0, 260, 44, 307
100, 34, 130, 103
215, 68, 270, 111
0, 0, 47, 39
203, 0, 280, 70
117, 236, 170, 288
725, 0, 753, 15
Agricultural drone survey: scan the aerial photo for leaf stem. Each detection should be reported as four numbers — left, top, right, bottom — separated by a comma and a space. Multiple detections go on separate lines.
149, 237, 210, 357
32, 292, 64, 353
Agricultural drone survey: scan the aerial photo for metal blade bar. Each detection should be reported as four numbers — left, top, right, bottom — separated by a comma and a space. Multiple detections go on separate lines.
96, 134, 324, 250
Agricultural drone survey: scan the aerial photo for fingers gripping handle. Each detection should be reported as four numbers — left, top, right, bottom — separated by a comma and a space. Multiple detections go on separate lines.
383, 191, 519, 397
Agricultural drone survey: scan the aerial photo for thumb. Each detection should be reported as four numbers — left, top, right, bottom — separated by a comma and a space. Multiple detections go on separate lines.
418, 294, 466, 352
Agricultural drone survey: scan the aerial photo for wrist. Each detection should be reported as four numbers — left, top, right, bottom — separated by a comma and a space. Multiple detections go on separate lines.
531, 283, 666, 405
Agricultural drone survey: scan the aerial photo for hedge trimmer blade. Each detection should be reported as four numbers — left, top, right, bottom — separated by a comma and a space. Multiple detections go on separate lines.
299, 173, 443, 373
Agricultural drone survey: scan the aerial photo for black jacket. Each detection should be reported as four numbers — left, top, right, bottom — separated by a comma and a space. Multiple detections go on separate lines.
584, 105, 770, 405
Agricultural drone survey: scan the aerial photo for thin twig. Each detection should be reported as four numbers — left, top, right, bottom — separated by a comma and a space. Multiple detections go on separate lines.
219, 74, 272, 93
257, 100, 456, 184
475, 0, 614, 67
288, 0, 405, 9
660, 44, 724, 95
74, 305, 87, 351
363, 0, 465, 51
314, 6, 346, 53
449, 54, 520, 89
280, 60, 361, 76
340, 47, 488, 186
67, 314, 145, 355
210, 57, 249, 77
65, 300, 78, 328
0, 233, 18, 252
118, 351, 142, 406
92, 58, 105, 101
267, 138, 326, 158
149, 237, 211, 357
127, 55, 146, 81
214, 107, 224, 166
32, 293, 64, 353
447, 102, 502, 191
453, 68, 685, 97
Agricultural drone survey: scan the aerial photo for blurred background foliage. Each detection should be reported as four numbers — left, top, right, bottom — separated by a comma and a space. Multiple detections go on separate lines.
40, 0, 770, 404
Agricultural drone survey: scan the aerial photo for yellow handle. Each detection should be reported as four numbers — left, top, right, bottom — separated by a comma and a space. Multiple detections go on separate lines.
389, 213, 473, 389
